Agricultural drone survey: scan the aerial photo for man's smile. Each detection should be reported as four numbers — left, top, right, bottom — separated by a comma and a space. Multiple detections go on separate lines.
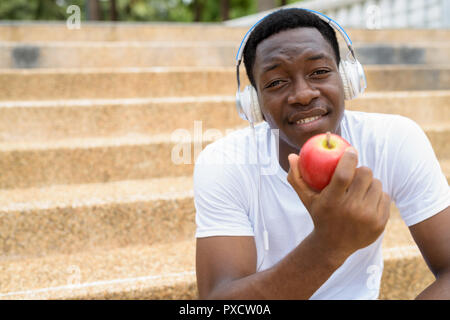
287, 111, 331, 134
287, 107, 329, 124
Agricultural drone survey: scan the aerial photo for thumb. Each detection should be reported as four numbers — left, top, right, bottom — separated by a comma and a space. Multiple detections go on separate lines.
287, 153, 318, 210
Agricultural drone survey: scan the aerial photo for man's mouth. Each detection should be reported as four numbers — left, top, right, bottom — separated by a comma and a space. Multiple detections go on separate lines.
287, 110, 330, 133
295, 115, 322, 124
287, 108, 329, 125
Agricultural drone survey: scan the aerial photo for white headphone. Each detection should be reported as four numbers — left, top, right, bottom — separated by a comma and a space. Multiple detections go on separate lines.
235, 8, 367, 124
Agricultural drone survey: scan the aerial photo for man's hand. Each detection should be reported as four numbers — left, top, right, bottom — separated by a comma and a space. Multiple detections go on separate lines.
287, 147, 391, 262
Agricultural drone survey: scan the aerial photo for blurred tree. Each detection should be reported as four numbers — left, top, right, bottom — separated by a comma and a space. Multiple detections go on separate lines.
86, 0, 102, 20
220, 0, 229, 21
229, 0, 256, 20
35, 0, 66, 19
110, 0, 118, 20
280, 0, 302, 6
192, 0, 205, 22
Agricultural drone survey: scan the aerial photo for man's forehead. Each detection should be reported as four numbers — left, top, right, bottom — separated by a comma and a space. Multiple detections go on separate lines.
255, 28, 335, 64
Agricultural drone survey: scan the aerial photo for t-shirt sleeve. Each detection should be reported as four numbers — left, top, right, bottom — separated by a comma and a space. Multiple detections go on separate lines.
193, 144, 255, 238
389, 116, 450, 226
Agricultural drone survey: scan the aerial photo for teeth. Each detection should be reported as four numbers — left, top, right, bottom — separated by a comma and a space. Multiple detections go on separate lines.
296, 115, 321, 124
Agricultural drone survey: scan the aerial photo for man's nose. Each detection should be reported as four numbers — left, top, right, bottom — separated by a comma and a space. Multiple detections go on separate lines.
287, 77, 320, 106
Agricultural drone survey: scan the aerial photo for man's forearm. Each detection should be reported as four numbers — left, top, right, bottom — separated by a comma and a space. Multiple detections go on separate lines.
206, 232, 348, 300
415, 271, 450, 300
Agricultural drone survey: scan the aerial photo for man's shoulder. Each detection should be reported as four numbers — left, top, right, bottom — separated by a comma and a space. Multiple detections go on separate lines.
196, 122, 268, 165
193, 123, 267, 195
344, 109, 407, 124
344, 110, 418, 134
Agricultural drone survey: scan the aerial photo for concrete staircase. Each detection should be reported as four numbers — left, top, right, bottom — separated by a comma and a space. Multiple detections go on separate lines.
0, 23, 449, 300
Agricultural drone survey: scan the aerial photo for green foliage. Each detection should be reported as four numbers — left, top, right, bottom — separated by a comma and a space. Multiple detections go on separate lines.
0, 0, 37, 20
230, 0, 257, 20
0, 0, 86, 21
0, 0, 302, 22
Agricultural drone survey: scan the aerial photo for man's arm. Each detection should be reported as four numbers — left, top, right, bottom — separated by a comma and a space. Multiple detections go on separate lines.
410, 206, 450, 299
196, 232, 349, 299
196, 148, 391, 299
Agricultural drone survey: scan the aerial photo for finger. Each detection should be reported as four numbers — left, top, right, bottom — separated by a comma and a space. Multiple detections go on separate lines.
326, 147, 358, 196
363, 178, 383, 207
378, 192, 391, 225
287, 153, 301, 182
287, 153, 317, 208
347, 166, 373, 200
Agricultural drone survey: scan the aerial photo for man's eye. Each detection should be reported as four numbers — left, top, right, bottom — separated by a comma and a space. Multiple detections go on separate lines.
266, 80, 283, 88
311, 69, 330, 76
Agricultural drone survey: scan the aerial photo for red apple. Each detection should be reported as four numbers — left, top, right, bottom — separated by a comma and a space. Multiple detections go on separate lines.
298, 131, 351, 191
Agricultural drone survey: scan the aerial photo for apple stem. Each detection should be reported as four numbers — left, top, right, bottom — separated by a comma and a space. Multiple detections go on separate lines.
326, 131, 332, 149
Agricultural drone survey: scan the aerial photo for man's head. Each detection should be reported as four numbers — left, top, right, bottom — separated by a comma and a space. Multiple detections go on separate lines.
242, 8, 346, 154
243, 8, 341, 89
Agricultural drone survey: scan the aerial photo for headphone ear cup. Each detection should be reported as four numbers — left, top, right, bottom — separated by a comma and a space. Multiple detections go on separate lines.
339, 58, 366, 100
339, 60, 353, 100
241, 85, 264, 124
248, 85, 264, 123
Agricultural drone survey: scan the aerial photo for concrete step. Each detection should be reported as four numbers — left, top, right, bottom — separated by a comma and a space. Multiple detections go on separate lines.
0, 176, 194, 258
0, 126, 448, 190
1, 163, 449, 259
424, 124, 450, 159
0, 205, 435, 300
0, 23, 248, 42
1, 41, 448, 69
0, 133, 202, 189
1, 66, 449, 101
0, 91, 449, 142
379, 207, 435, 300
0, 41, 238, 69
0, 240, 197, 300
347, 91, 450, 126
1, 23, 449, 43
352, 43, 450, 66
345, 29, 450, 44
0, 96, 246, 142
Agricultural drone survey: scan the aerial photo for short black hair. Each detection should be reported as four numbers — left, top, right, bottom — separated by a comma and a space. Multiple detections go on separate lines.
243, 8, 341, 88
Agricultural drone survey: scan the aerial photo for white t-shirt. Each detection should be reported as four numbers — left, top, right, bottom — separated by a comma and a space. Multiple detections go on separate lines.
194, 110, 450, 300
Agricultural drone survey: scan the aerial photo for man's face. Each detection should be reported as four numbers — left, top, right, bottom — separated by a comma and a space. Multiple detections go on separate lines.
252, 27, 345, 153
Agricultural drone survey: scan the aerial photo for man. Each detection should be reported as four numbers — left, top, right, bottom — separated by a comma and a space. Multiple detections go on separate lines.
194, 8, 450, 299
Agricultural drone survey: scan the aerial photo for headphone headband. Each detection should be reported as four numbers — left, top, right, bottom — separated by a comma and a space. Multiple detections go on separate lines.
235, 8, 354, 66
